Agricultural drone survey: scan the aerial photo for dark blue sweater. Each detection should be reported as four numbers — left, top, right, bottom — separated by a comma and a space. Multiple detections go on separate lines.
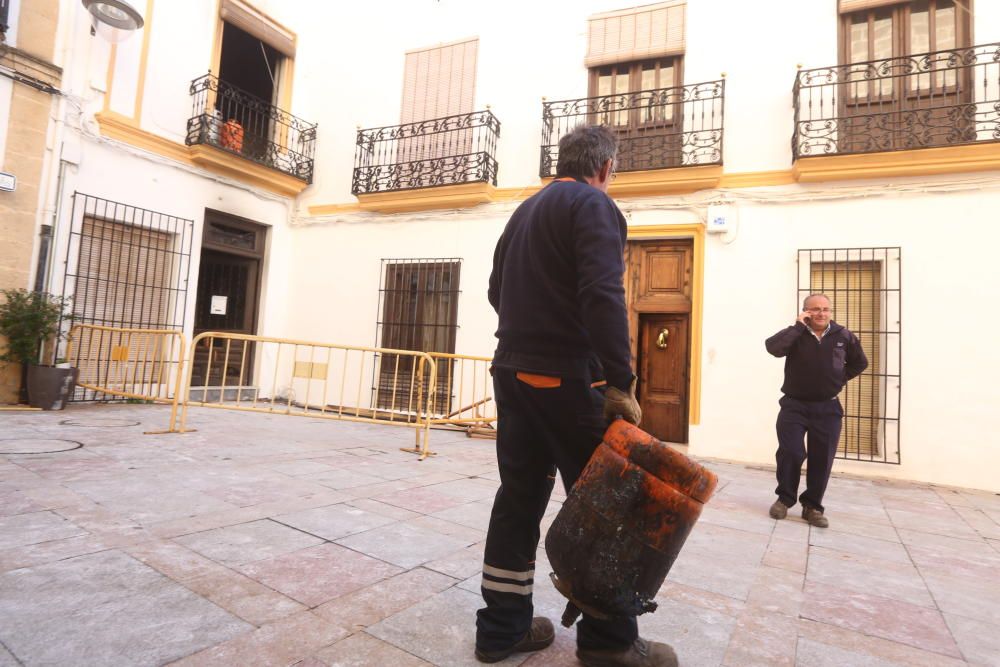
765, 321, 868, 401
488, 179, 633, 391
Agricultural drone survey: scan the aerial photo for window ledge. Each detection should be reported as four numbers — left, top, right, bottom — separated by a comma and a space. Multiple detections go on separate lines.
609, 165, 723, 197
354, 181, 497, 214
536, 165, 723, 199
188, 145, 308, 197
793, 142, 1000, 183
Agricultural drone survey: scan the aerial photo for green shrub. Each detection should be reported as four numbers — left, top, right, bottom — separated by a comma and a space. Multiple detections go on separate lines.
0, 289, 72, 366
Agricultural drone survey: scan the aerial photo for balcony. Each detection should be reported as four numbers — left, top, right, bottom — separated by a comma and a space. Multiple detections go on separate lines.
185, 73, 317, 183
540, 80, 725, 183
352, 111, 500, 199
793, 43, 1000, 163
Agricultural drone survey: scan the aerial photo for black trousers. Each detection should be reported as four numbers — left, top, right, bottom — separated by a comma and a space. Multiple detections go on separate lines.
774, 395, 843, 512
475, 367, 638, 652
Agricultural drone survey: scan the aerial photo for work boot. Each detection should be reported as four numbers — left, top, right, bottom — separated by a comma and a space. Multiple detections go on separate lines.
769, 499, 788, 520
474, 617, 554, 663
577, 637, 678, 667
802, 506, 829, 528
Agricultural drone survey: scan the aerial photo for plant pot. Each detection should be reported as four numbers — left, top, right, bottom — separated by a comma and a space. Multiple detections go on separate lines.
27, 365, 79, 410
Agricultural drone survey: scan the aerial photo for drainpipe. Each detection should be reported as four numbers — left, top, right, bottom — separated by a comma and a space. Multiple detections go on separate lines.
35, 0, 80, 297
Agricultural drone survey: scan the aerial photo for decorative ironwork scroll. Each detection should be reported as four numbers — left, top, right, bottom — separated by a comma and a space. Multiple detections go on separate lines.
185, 73, 317, 183
539, 79, 725, 177
352, 111, 500, 194
793, 43, 1000, 158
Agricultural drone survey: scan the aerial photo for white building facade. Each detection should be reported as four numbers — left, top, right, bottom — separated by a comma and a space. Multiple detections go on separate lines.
24, 0, 1000, 492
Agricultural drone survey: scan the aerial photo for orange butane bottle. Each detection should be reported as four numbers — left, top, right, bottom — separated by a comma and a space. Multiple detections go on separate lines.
545, 419, 719, 625
220, 119, 244, 152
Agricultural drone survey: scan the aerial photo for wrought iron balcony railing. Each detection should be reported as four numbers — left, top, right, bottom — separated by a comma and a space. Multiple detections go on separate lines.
793, 43, 1000, 159
185, 73, 317, 182
540, 79, 725, 178
352, 111, 500, 195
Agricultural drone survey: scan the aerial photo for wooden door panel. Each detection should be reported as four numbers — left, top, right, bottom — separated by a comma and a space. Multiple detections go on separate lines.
628, 241, 692, 317
638, 314, 689, 443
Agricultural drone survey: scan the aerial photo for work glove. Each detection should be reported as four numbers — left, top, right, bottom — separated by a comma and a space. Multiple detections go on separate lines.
603, 377, 641, 426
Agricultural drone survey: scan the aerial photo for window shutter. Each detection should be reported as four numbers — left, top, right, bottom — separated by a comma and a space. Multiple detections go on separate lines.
399, 38, 478, 163
838, 0, 904, 14
220, 0, 296, 58
400, 37, 478, 124
75, 217, 173, 329
585, 1, 686, 68
810, 261, 882, 458
74, 218, 175, 389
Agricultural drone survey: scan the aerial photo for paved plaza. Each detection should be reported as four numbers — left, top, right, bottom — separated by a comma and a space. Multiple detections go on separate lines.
1, 404, 998, 666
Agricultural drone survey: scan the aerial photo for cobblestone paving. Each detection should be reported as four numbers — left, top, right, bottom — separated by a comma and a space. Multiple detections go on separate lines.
1, 404, 998, 666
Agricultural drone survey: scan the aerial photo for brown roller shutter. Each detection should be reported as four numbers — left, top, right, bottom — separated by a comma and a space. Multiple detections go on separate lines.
73, 217, 174, 388
220, 0, 295, 58
811, 261, 882, 458
400, 38, 478, 125
585, 1, 685, 68
838, 0, 905, 13
398, 38, 478, 163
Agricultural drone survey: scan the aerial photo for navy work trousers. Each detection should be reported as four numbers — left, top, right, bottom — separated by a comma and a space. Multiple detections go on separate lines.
475, 366, 638, 652
774, 395, 843, 512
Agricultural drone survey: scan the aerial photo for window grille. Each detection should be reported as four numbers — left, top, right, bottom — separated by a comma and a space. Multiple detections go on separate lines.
798, 248, 901, 464
374, 259, 461, 413
60, 193, 194, 400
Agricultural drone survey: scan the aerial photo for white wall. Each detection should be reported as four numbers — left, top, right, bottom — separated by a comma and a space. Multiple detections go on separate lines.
291, 0, 844, 206
44, 0, 1000, 493
689, 186, 1000, 493
47, 138, 293, 345
286, 176, 1000, 494
286, 211, 508, 355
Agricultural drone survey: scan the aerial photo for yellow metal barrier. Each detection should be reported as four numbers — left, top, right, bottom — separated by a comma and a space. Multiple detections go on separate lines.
427, 352, 496, 436
66, 324, 187, 434
179, 332, 438, 458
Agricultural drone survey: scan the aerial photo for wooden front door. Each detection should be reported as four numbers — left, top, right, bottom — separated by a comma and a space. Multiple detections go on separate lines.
639, 314, 689, 443
626, 238, 693, 443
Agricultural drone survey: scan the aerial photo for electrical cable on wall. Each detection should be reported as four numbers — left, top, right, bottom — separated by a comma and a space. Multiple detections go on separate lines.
294, 172, 1000, 227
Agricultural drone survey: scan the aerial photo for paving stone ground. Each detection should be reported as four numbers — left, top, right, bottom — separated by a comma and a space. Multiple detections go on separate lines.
1, 403, 999, 666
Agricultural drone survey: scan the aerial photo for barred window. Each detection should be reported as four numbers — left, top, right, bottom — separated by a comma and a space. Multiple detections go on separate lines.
798, 248, 901, 464
374, 259, 461, 413
60, 193, 194, 401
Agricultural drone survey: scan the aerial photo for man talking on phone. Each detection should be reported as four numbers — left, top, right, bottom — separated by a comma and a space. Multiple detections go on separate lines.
764, 293, 867, 528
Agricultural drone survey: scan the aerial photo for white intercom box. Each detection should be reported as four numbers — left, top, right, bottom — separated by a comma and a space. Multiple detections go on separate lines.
706, 204, 737, 234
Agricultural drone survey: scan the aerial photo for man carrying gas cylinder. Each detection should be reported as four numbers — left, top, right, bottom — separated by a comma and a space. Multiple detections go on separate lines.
474, 125, 677, 667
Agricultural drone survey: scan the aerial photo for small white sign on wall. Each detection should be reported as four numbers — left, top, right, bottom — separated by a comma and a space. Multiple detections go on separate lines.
210, 295, 228, 315
0, 172, 16, 192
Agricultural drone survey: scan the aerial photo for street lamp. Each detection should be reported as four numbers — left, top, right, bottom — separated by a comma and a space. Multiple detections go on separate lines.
81, 0, 144, 43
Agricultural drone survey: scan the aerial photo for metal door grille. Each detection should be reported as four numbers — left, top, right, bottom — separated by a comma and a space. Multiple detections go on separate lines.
60, 193, 194, 400
798, 247, 901, 464
374, 258, 461, 413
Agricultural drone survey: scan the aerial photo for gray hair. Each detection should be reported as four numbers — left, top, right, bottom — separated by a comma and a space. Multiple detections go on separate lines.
802, 293, 831, 309
555, 125, 618, 179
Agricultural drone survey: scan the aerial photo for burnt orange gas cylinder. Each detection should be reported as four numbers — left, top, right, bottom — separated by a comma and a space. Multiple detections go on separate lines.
545, 419, 718, 625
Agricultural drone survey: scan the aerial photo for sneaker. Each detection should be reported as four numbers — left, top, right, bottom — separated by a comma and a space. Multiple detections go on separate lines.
577, 637, 678, 667
475, 617, 555, 663
802, 506, 829, 528
769, 499, 788, 520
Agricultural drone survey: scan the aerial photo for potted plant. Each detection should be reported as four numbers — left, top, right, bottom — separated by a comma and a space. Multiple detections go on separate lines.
0, 289, 76, 409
